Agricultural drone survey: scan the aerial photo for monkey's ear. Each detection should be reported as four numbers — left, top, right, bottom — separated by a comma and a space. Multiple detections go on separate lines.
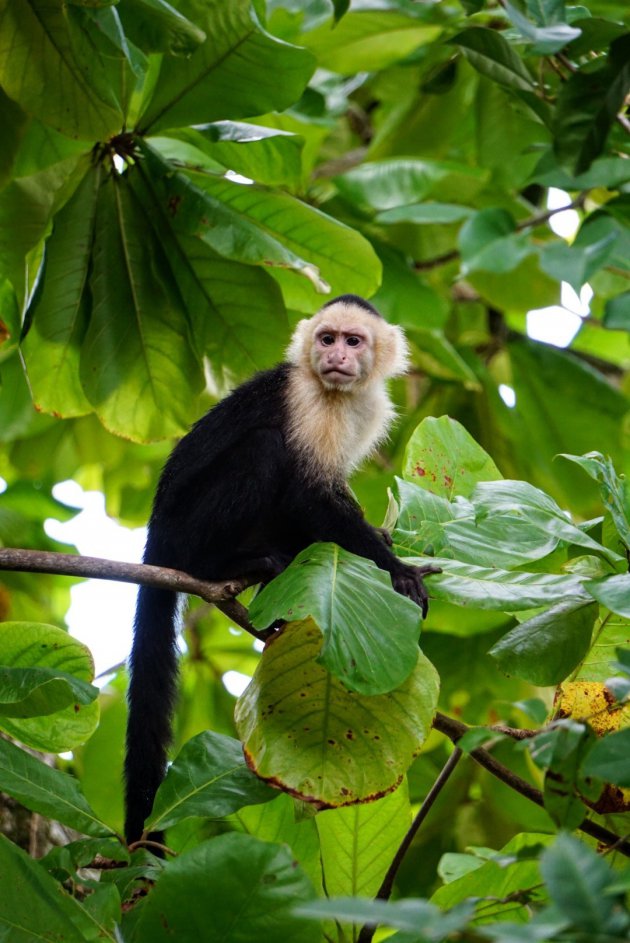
286, 318, 313, 366
377, 323, 410, 379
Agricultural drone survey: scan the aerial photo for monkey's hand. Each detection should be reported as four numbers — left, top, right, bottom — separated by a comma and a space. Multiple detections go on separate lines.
375, 526, 393, 547
391, 562, 441, 619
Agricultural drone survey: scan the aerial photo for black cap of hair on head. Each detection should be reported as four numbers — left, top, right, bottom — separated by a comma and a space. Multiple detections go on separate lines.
322, 294, 382, 317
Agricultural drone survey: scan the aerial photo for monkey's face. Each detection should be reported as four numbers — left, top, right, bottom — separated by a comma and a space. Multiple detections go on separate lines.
312, 323, 375, 390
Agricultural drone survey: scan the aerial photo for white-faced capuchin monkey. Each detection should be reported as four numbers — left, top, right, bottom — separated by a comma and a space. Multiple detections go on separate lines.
124, 294, 439, 846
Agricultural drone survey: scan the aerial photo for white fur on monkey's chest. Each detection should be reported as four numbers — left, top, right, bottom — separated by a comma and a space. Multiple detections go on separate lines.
286, 373, 395, 479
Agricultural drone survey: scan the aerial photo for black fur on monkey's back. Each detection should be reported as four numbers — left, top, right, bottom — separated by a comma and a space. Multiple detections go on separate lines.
124, 361, 400, 844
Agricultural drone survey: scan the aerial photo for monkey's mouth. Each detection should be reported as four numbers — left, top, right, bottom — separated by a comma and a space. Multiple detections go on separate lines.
322, 368, 355, 381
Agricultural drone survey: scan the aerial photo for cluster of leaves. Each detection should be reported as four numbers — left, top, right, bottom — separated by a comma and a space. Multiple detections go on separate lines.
2, 416, 630, 940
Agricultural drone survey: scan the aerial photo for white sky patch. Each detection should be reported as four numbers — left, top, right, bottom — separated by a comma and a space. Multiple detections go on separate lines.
547, 186, 580, 239
498, 384, 516, 408
526, 305, 583, 347
225, 169, 254, 185
45, 481, 146, 677
0, 477, 6, 494
222, 670, 252, 697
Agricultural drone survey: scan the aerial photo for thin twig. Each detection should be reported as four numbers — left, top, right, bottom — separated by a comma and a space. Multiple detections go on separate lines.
433, 712, 630, 857
0, 547, 264, 640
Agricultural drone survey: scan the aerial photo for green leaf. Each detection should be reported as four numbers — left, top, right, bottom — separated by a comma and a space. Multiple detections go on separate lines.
426, 558, 590, 611
0, 0, 123, 139
22, 164, 100, 418
585, 574, 630, 618
504, 1, 581, 54
335, 159, 489, 213
147, 730, 275, 831
0, 738, 113, 836
137, 142, 380, 299
0, 622, 99, 752
118, 0, 206, 56
540, 833, 620, 932
582, 728, 630, 787
134, 833, 320, 943
539, 225, 618, 293
558, 451, 630, 550
603, 290, 630, 330
160, 120, 304, 188
301, 4, 442, 72
553, 33, 630, 174
80, 173, 204, 442
489, 600, 598, 685
137, 0, 315, 133
459, 208, 533, 275
317, 784, 411, 900
0, 665, 97, 718
403, 416, 502, 498
376, 202, 473, 225
449, 27, 535, 92
472, 479, 622, 564
235, 620, 439, 808
296, 896, 473, 936
249, 544, 424, 695
0, 834, 115, 942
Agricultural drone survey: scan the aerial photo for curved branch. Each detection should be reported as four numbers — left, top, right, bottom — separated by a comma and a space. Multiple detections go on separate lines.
0, 547, 264, 641
433, 711, 630, 857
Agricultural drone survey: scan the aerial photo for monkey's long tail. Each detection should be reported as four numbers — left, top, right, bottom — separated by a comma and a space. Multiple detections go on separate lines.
124, 583, 179, 846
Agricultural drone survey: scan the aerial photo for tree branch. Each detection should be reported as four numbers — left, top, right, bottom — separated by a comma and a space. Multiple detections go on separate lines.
433, 711, 630, 857
0, 547, 264, 641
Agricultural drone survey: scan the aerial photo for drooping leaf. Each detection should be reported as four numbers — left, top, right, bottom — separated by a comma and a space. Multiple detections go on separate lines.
449, 28, 535, 94
235, 620, 439, 807
0, 0, 123, 139
137, 0, 315, 133
503, 0, 581, 54
80, 172, 204, 442
296, 896, 474, 937
489, 600, 598, 685
0, 738, 112, 836
603, 290, 630, 330
0, 622, 99, 752
459, 208, 533, 275
133, 833, 320, 943
249, 544, 425, 695
22, 163, 100, 418
559, 451, 630, 550
147, 730, 275, 831
403, 415, 502, 498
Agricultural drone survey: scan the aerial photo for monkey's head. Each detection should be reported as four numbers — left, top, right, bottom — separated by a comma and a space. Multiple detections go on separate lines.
287, 294, 410, 392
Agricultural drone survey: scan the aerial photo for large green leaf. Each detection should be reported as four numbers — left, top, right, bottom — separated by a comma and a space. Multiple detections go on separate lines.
335, 159, 489, 213
0, 834, 116, 943
489, 600, 598, 685
402, 416, 502, 498
0, 622, 99, 752
235, 620, 439, 807
449, 27, 536, 93
22, 164, 100, 418
118, 0, 206, 56
80, 173, 204, 442
317, 783, 411, 900
249, 544, 424, 696
134, 833, 319, 943
147, 730, 275, 832
0, 0, 123, 139
585, 574, 630, 618
425, 558, 590, 611
159, 121, 304, 189
129, 158, 287, 385
0, 737, 112, 837
137, 0, 315, 133
559, 451, 630, 550
458, 208, 533, 275
301, 3, 441, 72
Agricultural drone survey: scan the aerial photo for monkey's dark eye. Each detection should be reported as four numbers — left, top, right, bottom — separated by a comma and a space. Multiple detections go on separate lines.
346, 336, 361, 347
320, 334, 335, 346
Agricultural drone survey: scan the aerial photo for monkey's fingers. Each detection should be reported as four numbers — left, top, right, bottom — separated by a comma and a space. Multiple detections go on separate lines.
375, 526, 394, 547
